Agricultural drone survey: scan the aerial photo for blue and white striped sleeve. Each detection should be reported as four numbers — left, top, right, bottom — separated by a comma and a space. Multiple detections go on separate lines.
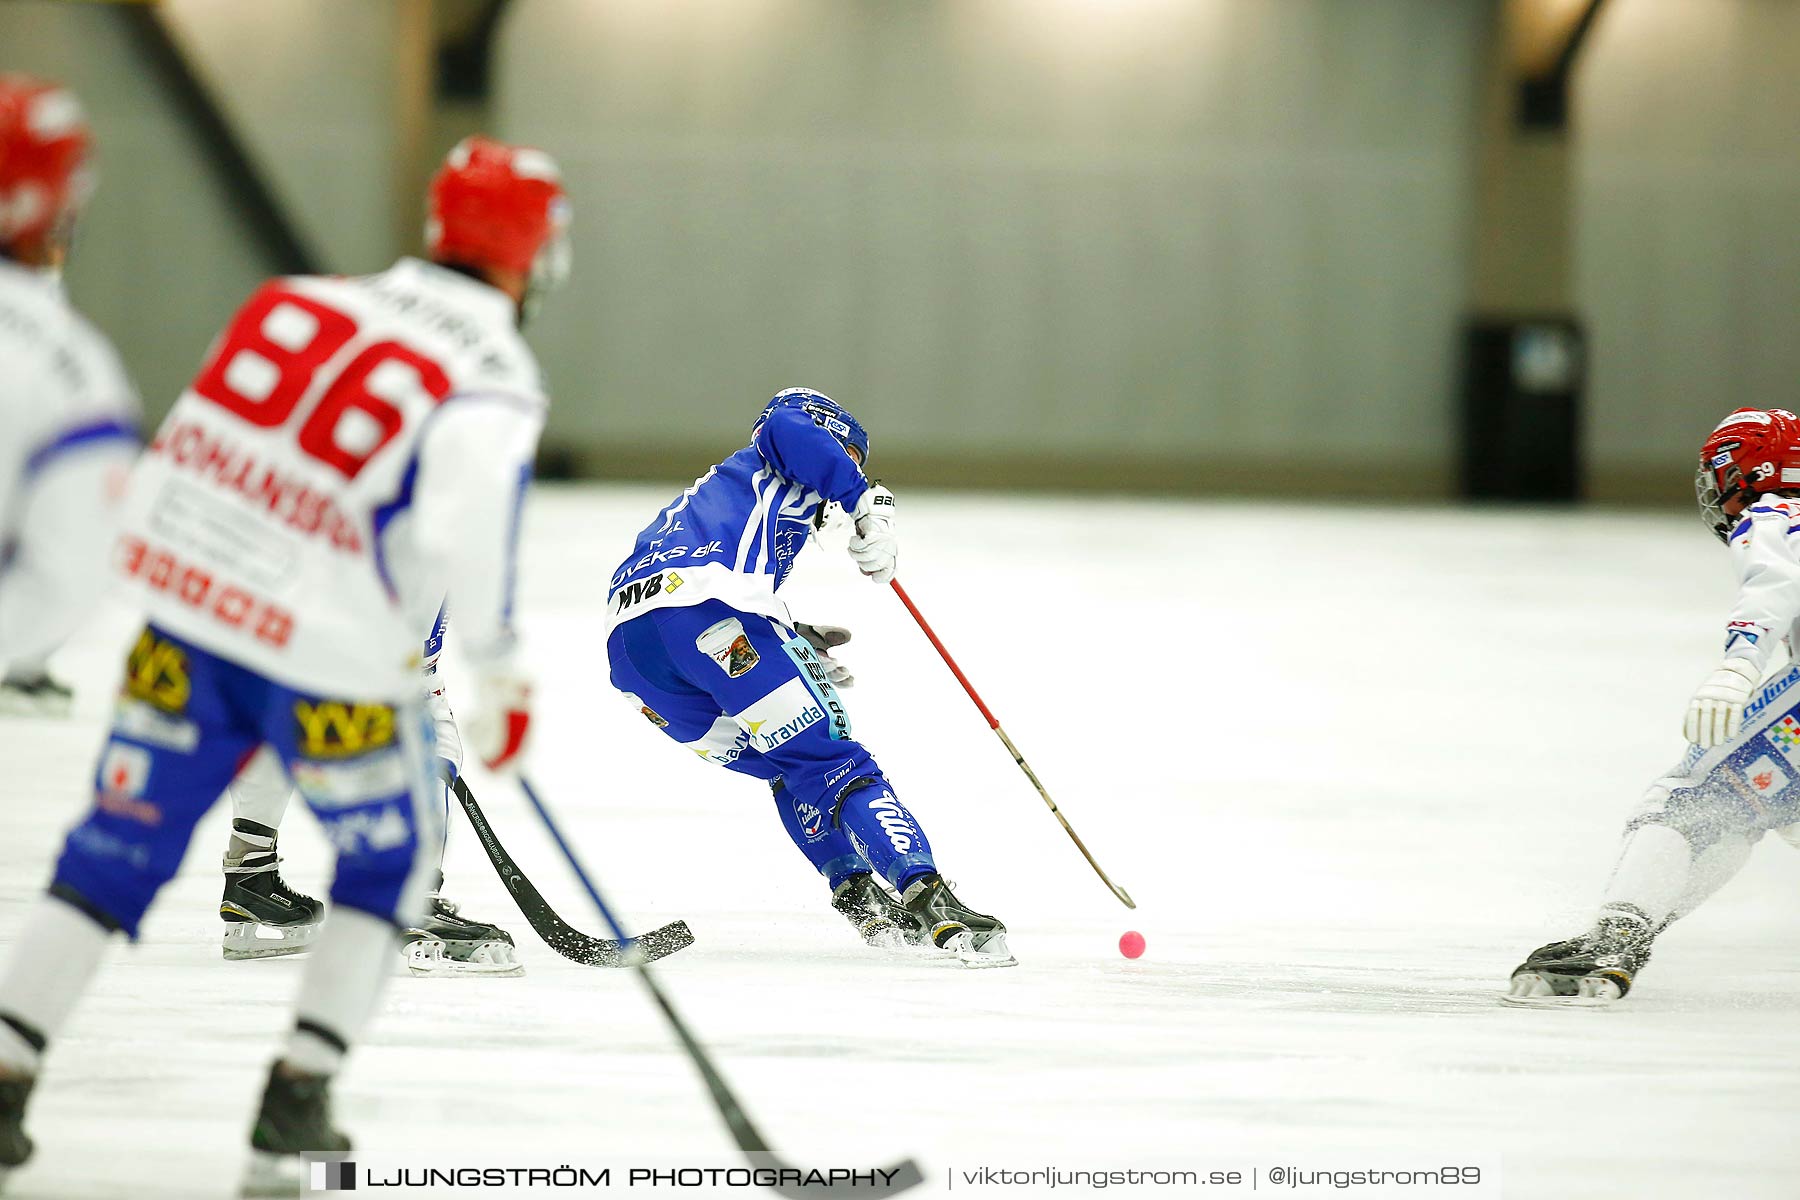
752, 406, 869, 509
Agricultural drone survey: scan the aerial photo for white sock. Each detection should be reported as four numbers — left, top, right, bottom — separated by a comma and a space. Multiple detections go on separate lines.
281, 908, 395, 1076
228, 747, 294, 833
0, 895, 113, 1073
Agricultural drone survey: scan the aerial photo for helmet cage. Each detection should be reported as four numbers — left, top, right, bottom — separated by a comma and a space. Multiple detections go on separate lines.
1696, 447, 1748, 543
521, 194, 572, 321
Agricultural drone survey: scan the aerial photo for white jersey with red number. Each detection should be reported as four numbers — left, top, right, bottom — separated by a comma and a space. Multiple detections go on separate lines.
0, 259, 141, 670
117, 257, 546, 699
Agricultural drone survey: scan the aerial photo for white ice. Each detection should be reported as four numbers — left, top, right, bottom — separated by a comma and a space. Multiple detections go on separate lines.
3, 487, 1798, 1199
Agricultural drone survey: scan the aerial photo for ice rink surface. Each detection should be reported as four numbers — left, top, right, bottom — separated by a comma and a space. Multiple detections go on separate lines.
3, 485, 1797, 1199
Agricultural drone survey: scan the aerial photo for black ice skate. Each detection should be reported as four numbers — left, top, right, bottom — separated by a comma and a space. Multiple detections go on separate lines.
900, 874, 1016, 968
221, 820, 325, 960
1506, 910, 1656, 1005
0, 669, 73, 718
241, 1063, 349, 1197
831, 873, 924, 950
0, 1074, 36, 1176
401, 893, 522, 977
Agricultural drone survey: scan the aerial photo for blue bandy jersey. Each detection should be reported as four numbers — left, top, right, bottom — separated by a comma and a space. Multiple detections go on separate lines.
606, 404, 871, 632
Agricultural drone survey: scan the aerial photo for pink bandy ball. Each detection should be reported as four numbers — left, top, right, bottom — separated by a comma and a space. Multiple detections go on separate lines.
1118, 930, 1146, 959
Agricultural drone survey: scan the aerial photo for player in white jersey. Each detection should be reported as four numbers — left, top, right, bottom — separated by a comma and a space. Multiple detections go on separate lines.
1509, 407, 1800, 1004
0, 135, 567, 1184
0, 76, 140, 707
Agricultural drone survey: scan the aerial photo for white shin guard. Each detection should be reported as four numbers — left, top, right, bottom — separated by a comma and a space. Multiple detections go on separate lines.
282, 908, 396, 1076
0, 895, 113, 1073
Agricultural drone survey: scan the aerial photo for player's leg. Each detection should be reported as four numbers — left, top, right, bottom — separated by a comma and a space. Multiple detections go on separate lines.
245, 691, 442, 1179
1511, 735, 1793, 1002
219, 745, 325, 960
404, 775, 522, 978
405, 681, 520, 974
628, 602, 1011, 963
610, 615, 911, 947
0, 627, 260, 1168
766, 774, 921, 947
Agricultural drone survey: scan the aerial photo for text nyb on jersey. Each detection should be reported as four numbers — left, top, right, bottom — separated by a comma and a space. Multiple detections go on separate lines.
116, 258, 547, 700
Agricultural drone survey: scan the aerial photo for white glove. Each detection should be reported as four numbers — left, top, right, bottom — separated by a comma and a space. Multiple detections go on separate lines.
794, 622, 854, 688
848, 485, 897, 585
1683, 659, 1761, 748
465, 653, 533, 771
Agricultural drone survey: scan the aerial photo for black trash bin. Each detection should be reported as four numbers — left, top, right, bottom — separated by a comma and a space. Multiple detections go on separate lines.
1459, 316, 1585, 501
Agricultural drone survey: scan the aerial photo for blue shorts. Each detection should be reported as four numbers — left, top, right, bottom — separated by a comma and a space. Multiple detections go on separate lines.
608, 600, 936, 888
51, 625, 441, 937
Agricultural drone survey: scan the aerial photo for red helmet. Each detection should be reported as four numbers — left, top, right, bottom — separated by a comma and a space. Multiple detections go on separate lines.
0, 74, 94, 259
1696, 407, 1800, 541
426, 136, 570, 297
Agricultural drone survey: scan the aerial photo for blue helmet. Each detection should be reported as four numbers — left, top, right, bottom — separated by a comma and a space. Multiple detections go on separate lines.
755, 387, 870, 463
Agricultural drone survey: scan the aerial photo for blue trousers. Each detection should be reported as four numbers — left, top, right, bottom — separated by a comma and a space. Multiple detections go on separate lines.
608, 600, 937, 892
52, 626, 441, 937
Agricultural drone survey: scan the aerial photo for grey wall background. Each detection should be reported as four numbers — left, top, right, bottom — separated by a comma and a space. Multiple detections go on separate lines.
3, 0, 1797, 500
2, 0, 412, 412
495, 0, 1484, 494
1575, 0, 1800, 499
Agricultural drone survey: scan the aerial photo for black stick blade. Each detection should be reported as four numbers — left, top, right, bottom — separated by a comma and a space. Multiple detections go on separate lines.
452, 776, 696, 969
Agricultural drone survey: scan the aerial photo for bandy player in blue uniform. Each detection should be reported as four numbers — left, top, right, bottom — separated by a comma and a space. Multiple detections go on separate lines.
606, 389, 1014, 967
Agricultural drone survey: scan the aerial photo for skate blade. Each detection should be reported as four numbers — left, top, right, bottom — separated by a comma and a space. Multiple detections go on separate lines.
935, 928, 1017, 969
221, 921, 319, 961
402, 938, 524, 978
0, 695, 73, 720
1500, 972, 1620, 1008
958, 931, 1017, 969
238, 1150, 301, 1198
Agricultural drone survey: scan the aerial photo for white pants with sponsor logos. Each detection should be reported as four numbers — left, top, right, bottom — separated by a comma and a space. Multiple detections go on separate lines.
1601, 666, 1800, 928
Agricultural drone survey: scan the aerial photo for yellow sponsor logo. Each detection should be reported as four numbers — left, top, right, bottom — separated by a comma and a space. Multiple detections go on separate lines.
293, 700, 396, 758
124, 630, 190, 713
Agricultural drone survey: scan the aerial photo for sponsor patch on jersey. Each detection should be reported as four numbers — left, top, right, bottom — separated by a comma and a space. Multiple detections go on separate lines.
865, 790, 916, 854
640, 704, 669, 729
99, 742, 150, 798
1742, 666, 1800, 722
783, 636, 852, 741
794, 798, 827, 841
1741, 755, 1789, 796
290, 751, 409, 807
293, 700, 396, 758
125, 629, 191, 713
735, 679, 825, 753
683, 714, 748, 766
317, 803, 413, 854
696, 617, 760, 678
612, 569, 684, 616
96, 742, 160, 826
1769, 715, 1800, 756
111, 698, 200, 752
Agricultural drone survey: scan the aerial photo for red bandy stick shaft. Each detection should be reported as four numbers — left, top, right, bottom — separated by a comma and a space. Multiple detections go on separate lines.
889, 579, 999, 729
888, 577, 1136, 909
